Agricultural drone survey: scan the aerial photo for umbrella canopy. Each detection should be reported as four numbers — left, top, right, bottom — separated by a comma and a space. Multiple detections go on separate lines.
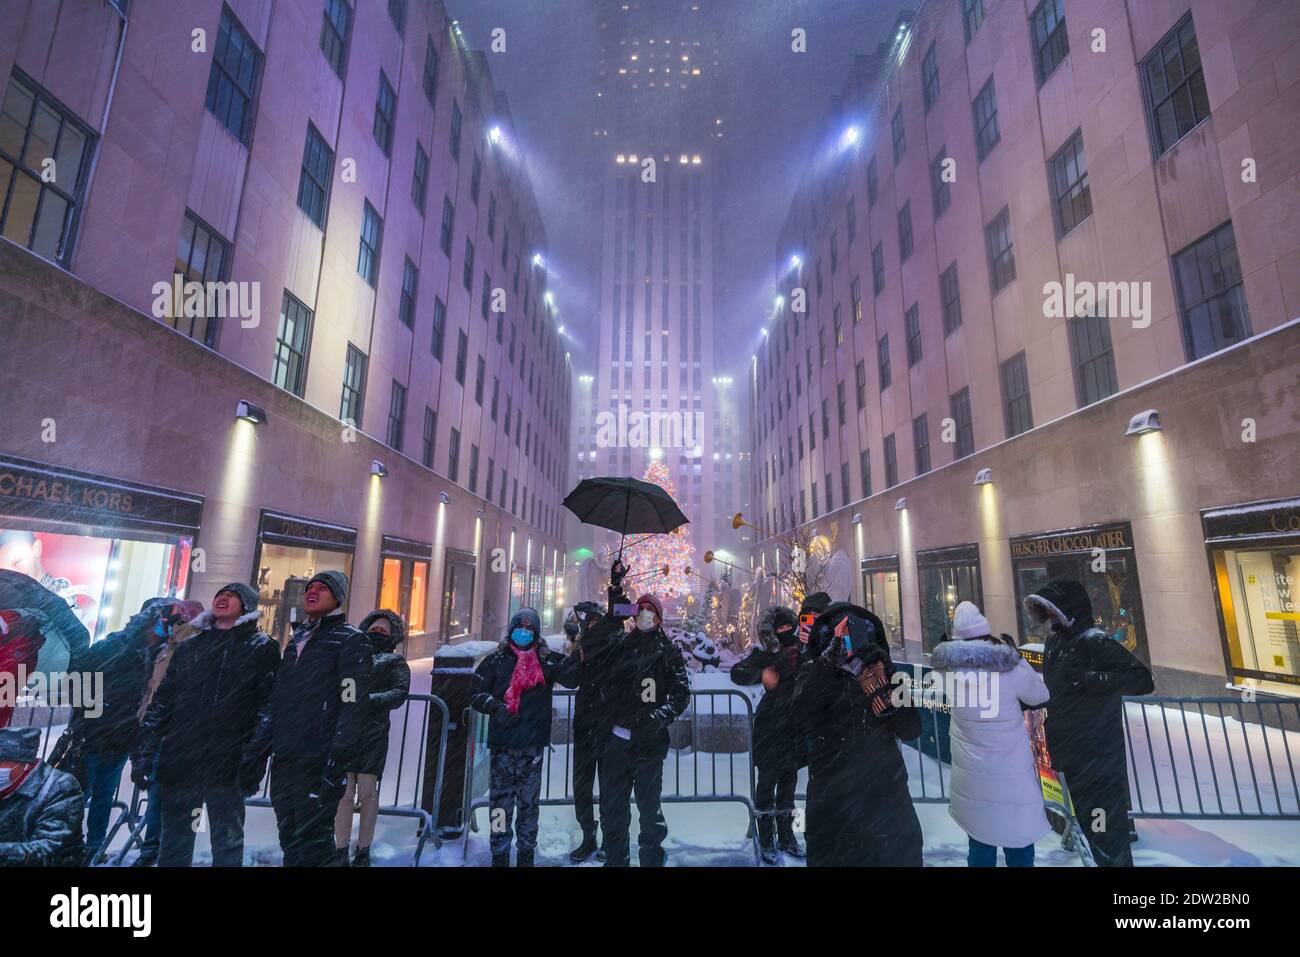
0, 570, 91, 679
563, 476, 690, 536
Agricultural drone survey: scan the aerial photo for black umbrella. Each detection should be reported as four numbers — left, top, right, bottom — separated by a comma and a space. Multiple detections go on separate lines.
563, 476, 690, 555
0, 569, 91, 678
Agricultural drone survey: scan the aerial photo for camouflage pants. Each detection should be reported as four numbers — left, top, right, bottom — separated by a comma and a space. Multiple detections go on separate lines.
488, 747, 545, 855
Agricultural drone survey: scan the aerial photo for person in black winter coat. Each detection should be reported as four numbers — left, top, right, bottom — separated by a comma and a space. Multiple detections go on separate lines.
1026, 579, 1154, 867
552, 600, 618, 862
68, 596, 179, 856
588, 593, 690, 867
471, 607, 564, 867
730, 605, 807, 863
132, 583, 279, 867
334, 609, 411, 867
792, 602, 924, 867
0, 726, 84, 866
247, 571, 371, 867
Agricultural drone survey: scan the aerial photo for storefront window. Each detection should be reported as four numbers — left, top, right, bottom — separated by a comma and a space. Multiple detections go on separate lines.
379, 556, 429, 635
1010, 523, 1147, 663
917, 544, 982, 653
255, 543, 353, 644
528, 570, 542, 611
861, 560, 904, 653
441, 548, 476, 643
543, 574, 556, 629
509, 566, 525, 616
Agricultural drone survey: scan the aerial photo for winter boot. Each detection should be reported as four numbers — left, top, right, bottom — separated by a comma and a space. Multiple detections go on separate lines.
777, 812, 805, 858
569, 829, 599, 862
351, 846, 371, 867
131, 849, 158, 868
756, 811, 780, 865
333, 847, 350, 867
595, 845, 607, 863
517, 847, 536, 868
491, 851, 510, 867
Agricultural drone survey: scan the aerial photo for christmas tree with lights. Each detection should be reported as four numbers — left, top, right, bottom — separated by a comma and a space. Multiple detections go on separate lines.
618, 460, 695, 602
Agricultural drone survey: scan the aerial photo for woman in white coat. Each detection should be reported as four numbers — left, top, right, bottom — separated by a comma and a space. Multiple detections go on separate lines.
932, 601, 1050, 866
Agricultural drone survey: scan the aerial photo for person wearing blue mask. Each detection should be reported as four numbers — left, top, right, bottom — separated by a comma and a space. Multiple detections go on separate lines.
470, 608, 563, 866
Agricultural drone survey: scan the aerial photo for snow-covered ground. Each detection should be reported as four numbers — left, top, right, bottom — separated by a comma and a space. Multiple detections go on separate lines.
14, 656, 1299, 867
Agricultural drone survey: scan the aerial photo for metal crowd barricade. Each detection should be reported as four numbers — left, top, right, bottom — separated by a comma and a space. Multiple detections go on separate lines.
463, 688, 763, 864
1122, 695, 1300, 820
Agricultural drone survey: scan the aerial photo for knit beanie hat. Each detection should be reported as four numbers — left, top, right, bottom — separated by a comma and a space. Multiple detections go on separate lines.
800, 591, 832, 617
508, 607, 541, 638
307, 570, 349, 606
216, 582, 259, 615
635, 593, 663, 623
951, 601, 992, 640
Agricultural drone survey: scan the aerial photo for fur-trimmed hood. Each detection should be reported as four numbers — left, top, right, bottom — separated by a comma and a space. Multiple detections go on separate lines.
932, 637, 1021, 672
1024, 580, 1093, 634
359, 609, 406, 650
188, 609, 262, 631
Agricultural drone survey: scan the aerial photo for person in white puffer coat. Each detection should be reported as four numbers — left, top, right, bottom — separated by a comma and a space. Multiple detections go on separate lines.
932, 601, 1050, 867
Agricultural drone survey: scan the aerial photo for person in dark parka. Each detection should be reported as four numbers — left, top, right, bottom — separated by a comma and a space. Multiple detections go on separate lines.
334, 609, 411, 867
552, 600, 620, 862
132, 583, 279, 867
471, 607, 564, 867
249, 570, 372, 867
731, 605, 807, 862
592, 593, 690, 868
1026, 579, 1154, 867
792, 602, 924, 867
0, 726, 83, 866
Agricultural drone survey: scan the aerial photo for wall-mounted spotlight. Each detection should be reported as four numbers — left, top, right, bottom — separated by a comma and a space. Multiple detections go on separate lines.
476, 506, 485, 517
761, 328, 768, 337
235, 400, 267, 426
851, 513, 862, 525
1125, 409, 1162, 437
894, 497, 908, 511
371, 460, 388, 479
557, 325, 566, 335
974, 468, 993, 486
532, 253, 544, 268
439, 491, 451, 505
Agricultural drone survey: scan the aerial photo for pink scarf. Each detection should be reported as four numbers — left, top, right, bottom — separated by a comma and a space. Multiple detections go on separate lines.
505, 643, 546, 715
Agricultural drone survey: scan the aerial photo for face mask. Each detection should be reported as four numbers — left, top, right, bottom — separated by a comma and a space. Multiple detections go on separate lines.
510, 627, 535, 647
635, 610, 657, 632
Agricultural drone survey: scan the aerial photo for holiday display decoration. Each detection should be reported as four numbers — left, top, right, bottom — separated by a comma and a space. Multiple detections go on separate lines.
598, 461, 695, 603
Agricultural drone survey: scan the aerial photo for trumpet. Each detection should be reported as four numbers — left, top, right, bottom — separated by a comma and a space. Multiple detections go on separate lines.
731, 512, 777, 542
702, 550, 756, 578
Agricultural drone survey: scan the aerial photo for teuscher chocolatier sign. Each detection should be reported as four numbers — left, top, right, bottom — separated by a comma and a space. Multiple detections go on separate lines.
0, 453, 203, 534
1010, 523, 1132, 559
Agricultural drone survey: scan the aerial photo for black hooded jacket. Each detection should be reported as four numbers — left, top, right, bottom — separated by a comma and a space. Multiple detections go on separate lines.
134, 610, 280, 788
1028, 581, 1154, 779
731, 607, 807, 771
0, 728, 84, 866
595, 622, 691, 752
792, 602, 923, 866
351, 610, 412, 775
552, 612, 627, 734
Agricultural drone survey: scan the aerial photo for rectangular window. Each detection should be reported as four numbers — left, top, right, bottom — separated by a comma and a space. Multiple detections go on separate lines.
972, 77, 1001, 160
411, 142, 428, 214
357, 200, 382, 286
951, 387, 974, 459
463, 238, 474, 290
930, 148, 951, 217
837, 382, 847, 426
922, 42, 940, 109
490, 377, 499, 421
940, 262, 962, 334
320, 0, 351, 78
913, 414, 931, 475
399, 257, 418, 328
846, 196, 857, 244
468, 444, 479, 493
272, 291, 313, 397
872, 242, 885, 295
1049, 130, 1092, 237
867, 155, 879, 207
1174, 221, 1251, 360
340, 343, 367, 426
834, 305, 843, 344
388, 0, 406, 34
963, 0, 986, 43
386, 379, 406, 451
897, 201, 913, 261
0, 73, 96, 266
812, 482, 820, 519
884, 434, 898, 488
439, 196, 454, 255
423, 37, 438, 105
430, 296, 446, 360
474, 355, 485, 405
297, 123, 334, 229
454, 328, 468, 385
860, 449, 872, 498
985, 206, 1016, 292
851, 276, 863, 324
841, 462, 851, 506
449, 100, 462, 159
204, 8, 261, 146
1069, 310, 1119, 407
470, 151, 482, 203
448, 428, 460, 482
485, 457, 495, 501
891, 105, 906, 163
1030, 0, 1069, 84
373, 71, 396, 155
487, 192, 497, 238
855, 359, 867, 410
877, 334, 892, 390
170, 211, 230, 345
1000, 351, 1033, 438
421, 408, 436, 468
1142, 14, 1209, 156
905, 303, 922, 366
481, 271, 491, 320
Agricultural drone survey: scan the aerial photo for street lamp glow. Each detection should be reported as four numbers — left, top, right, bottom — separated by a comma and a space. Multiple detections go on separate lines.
774, 295, 784, 309
788, 254, 802, 271
544, 291, 555, 307
532, 253, 544, 268
557, 325, 565, 335
839, 126, 862, 151
761, 328, 768, 337
488, 126, 502, 145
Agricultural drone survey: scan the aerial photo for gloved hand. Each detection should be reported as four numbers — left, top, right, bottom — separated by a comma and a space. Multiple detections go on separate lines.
494, 701, 521, 727
130, 758, 152, 791
857, 658, 897, 717
819, 621, 851, 666
649, 705, 675, 730
309, 759, 347, 806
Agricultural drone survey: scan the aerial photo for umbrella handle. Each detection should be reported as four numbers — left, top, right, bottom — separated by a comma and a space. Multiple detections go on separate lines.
618, 485, 632, 559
